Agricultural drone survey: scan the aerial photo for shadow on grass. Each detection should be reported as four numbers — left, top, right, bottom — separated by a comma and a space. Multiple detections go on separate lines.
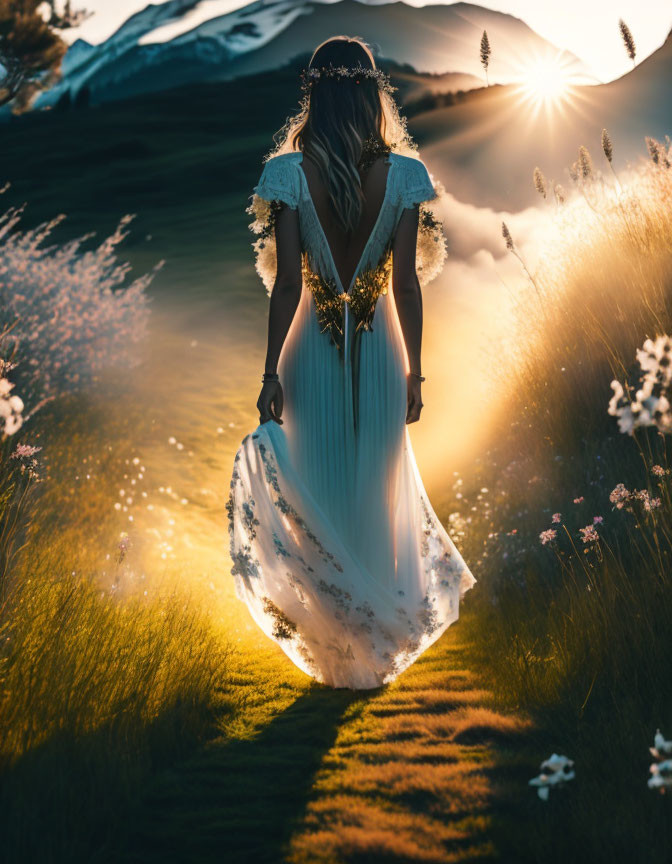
0, 690, 234, 864
105, 684, 368, 864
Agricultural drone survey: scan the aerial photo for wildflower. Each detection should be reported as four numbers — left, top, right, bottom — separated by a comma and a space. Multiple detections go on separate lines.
539, 528, 557, 545
650, 729, 672, 760
651, 464, 668, 477
636, 490, 661, 511
631, 336, 672, 436
0, 376, 24, 436
593, 515, 604, 525
551, 513, 562, 524
649, 729, 672, 794
573, 496, 584, 504
601, 128, 613, 163
529, 753, 575, 801
579, 524, 599, 543
117, 531, 130, 563
11, 443, 42, 459
0, 210, 159, 405
648, 760, 672, 793
609, 483, 631, 509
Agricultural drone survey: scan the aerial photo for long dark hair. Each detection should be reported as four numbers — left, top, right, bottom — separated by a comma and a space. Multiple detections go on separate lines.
271, 36, 415, 235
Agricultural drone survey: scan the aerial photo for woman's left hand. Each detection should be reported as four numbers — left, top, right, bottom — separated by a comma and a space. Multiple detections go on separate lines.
406, 375, 423, 424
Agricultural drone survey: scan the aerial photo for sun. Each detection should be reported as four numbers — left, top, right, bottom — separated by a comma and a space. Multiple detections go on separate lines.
517, 54, 575, 108
525, 58, 568, 102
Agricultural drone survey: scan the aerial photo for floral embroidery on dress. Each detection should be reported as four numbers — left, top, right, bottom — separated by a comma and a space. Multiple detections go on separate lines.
262, 597, 298, 640
231, 545, 261, 593
257, 440, 344, 572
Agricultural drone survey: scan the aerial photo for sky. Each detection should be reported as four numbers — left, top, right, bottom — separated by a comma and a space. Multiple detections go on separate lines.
63, 0, 672, 82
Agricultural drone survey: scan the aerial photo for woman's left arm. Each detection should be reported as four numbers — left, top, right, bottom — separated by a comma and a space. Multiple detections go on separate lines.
257, 203, 302, 425
392, 204, 424, 424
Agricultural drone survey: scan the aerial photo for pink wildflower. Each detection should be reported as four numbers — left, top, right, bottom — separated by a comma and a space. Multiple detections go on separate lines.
651, 465, 667, 477
539, 529, 557, 545
579, 525, 599, 543
636, 490, 662, 511
593, 515, 604, 525
11, 443, 42, 460
551, 513, 562, 524
609, 483, 631, 509
573, 496, 584, 504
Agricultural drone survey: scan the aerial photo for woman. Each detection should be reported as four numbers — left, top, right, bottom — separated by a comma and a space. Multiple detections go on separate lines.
228, 36, 475, 689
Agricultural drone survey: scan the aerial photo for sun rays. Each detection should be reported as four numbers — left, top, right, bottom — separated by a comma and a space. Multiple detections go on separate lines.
510, 50, 586, 124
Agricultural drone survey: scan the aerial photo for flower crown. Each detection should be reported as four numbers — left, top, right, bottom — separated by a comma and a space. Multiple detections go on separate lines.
300, 64, 395, 95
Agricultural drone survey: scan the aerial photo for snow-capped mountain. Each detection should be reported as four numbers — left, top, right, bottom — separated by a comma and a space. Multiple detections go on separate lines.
36, 0, 593, 107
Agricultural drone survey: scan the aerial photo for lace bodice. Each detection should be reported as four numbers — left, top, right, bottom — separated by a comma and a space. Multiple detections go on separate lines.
247, 151, 447, 298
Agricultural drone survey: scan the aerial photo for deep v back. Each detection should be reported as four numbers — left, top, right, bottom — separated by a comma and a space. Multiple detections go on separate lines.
298, 154, 391, 293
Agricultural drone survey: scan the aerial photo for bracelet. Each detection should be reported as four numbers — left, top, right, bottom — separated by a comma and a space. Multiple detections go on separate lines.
262, 372, 279, 382
408, 371, 425, 382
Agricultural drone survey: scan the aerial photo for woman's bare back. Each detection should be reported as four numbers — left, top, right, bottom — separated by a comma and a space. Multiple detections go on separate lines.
299, 154, 390, 291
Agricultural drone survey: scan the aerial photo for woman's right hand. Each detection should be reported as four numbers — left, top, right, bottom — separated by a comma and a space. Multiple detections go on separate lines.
257, 380, 284, 425
406, 375, 423, 424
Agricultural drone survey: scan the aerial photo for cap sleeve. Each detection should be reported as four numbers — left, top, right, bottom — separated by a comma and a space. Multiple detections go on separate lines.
247, 154, 302, 296
253, 155, 300, 209
394, 156, 447, 288
400, 158, 437, 209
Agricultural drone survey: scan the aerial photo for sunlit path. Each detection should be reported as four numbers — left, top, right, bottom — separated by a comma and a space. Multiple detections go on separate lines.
286, 624, 533, 864
94, 622, 534, 863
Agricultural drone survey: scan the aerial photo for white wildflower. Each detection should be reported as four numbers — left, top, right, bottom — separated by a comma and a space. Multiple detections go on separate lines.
610, 336, 672, 435
529, 753, 575, 801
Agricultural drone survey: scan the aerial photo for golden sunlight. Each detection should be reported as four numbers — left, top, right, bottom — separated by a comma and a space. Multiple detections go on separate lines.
519, 55, 572, 106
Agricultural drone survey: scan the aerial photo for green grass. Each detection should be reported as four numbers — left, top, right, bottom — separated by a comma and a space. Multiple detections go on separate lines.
0, 570, 235, 863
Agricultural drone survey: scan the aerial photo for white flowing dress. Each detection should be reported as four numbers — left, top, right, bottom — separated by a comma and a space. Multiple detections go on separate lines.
228, 150, 475, 689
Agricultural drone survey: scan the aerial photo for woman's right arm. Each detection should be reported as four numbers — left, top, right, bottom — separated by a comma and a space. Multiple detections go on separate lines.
257, 203, 302, 425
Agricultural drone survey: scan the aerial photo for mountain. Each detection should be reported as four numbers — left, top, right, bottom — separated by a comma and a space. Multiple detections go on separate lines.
34, 0, 592, 107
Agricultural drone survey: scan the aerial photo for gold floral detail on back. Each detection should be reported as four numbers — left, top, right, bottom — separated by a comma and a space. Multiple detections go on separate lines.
302, 251, 392, 350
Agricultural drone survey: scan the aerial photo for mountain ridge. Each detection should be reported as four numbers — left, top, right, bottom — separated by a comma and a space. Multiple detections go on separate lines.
33, 0, 592, 108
